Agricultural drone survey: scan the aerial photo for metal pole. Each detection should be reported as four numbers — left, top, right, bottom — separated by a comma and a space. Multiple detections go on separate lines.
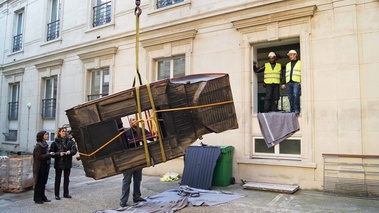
27, 103, 31, 152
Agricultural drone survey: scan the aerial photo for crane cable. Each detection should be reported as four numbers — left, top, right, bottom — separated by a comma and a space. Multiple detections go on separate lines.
134, 1, 166, 166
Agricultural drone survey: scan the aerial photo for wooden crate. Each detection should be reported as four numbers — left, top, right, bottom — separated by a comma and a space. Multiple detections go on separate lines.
0, 155, 34, 193
66, 73, 239, 179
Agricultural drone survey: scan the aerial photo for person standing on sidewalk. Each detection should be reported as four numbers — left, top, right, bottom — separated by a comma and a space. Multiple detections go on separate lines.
119, 117, 152, 207
33, 130, 55, 204
50, 127, 77, 200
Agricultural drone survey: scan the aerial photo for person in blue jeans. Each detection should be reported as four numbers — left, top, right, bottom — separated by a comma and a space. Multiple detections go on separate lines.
119, 117, 152, 207
281, 50, 301, 116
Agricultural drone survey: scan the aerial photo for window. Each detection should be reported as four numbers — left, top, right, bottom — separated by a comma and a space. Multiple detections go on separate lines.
3, 130, 17, 141
93, 0, 112, 27
47, 0, 61, 41
157, 56, 185, 80
13, 10, 24, 52
88, 68, 109, 101
46, 131, 55, 143
42, 77, 57, 119
254, 138, 301, 157
254, 42, 300, 113
8, 83, 20, 120
157, 0, 184, 9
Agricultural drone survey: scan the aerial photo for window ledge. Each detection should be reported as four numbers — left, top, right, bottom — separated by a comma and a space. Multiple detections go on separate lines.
1, 141, 19, 146
85, 22, 115, 34
237, 158, 317, 169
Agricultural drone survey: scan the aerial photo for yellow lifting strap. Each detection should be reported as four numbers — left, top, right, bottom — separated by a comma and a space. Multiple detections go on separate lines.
134, 1, 166, 165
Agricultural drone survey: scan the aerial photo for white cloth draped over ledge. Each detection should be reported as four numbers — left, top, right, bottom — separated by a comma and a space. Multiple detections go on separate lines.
257, 112, 300, 148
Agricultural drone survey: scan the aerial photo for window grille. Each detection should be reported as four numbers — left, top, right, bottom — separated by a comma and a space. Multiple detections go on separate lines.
47, 20, 60, 41
157, 0, 184, 9
93, 1, 112, 27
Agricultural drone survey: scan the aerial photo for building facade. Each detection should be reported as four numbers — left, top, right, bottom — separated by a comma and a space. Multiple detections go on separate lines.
1, 0, 378, 190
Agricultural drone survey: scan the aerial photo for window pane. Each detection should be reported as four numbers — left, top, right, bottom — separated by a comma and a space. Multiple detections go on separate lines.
255, 139, 274, 153
102, 69, 109, 95
173, 57, 185, 77
17, 12, 23, 34
279, 139, 301, 154
158, 60, 170, 80
91, 70, 101, 94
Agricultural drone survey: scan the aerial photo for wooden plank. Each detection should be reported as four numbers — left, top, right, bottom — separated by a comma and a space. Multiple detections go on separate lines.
243, 182, 299, 194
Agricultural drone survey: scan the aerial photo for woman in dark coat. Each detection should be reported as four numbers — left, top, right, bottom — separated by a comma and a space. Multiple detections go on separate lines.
33, 130, 55, 204
50, 127, 77, 200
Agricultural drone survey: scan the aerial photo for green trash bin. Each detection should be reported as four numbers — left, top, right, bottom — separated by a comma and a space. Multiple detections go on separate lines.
212, 146, 234, 186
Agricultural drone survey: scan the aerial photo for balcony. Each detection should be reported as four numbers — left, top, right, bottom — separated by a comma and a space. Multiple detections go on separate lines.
8, 102, 18, 120
13, 34, 23, 52
47, 20, 60, 41
42, 98, 56, 119
93, 1, 111, 27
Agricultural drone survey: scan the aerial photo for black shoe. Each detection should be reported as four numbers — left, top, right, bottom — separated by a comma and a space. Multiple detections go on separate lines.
64, 195, 72, 198
133, 197, 146, 203
35, 201, 44, 204
120, 202, 127, 207
43, 199, 51, 202
55, 196, 61, 200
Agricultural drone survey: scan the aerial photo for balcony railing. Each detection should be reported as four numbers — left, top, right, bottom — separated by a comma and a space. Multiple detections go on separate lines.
47, 20, 60, 41
87, 93, 108, 101
157, 0, 184, 9
42, 98, 56, 119
13, 34, 23, 52
8, 102, 19, 120
93, 1, 111, 27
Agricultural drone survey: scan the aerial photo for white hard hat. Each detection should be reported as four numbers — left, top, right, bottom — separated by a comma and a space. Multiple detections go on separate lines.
268, 52, 276, 58
287, 50, 297, 56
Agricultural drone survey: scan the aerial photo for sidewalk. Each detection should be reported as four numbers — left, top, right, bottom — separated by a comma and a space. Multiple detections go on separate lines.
1, 165, 379, 213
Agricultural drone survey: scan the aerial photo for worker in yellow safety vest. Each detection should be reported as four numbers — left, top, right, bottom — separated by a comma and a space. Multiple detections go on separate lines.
253, 52, 283, 112
281, 49, 301, 116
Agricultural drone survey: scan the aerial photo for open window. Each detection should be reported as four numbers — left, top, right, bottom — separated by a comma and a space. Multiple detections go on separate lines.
253, 40, 300, 113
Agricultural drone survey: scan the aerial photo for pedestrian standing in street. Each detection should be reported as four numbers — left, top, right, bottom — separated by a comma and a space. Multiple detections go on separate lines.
253, 51, 283, 112
119, 117, 152, 207
33, 130, 55, 204
281, 49, 302, 116
50, 127, 77, 200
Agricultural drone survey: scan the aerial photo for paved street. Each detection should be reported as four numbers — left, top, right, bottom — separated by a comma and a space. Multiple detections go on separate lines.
1, 164, 379, 213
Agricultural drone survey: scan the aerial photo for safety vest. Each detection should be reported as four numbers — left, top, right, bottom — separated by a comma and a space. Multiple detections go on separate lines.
264, 63, 281, 84
285, 60, 301, 83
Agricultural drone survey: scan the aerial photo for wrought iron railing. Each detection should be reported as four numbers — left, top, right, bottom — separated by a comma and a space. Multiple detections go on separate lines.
8, 102, 19, 120
47, 20, 60, 41
93, 1, 112, 27
42, 98, 56, 119
13, 34, 23, 52
87, 93, 108, 101
157, 0, 184, 9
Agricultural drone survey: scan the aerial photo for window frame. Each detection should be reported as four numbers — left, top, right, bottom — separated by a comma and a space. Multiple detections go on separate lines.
252, 137, 302, 160
46, 0, 61, 41
8, 83, 20, 120
13, 9, 24, 52
156, 55, 186, 80
88, 68, 110, 101
42, 76, 57, 119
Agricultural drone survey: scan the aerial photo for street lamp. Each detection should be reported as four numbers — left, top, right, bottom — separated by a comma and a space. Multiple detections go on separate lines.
26, 103, 31, 152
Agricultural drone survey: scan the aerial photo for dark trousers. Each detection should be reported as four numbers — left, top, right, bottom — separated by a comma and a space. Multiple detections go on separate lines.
34, 162, 49, 202
55, 168, 71, 196
264, 84, 280, 112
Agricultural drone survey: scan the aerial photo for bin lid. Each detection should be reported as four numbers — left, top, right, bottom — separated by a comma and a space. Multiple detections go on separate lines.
219, 146, 234, 153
